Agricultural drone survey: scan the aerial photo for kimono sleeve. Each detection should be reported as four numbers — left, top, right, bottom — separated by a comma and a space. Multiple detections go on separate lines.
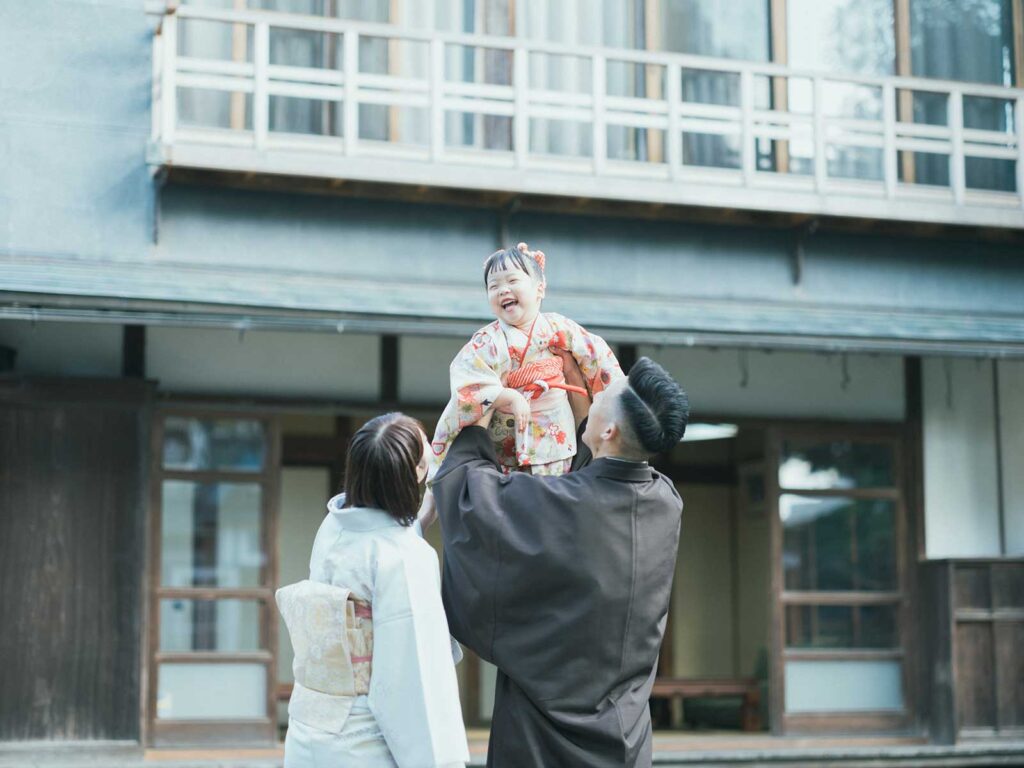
552, 315, 624, 395
433, 426, 507, 662
368, 542, 469, 768
428, 329, 507, 477
447, 331, 507, 428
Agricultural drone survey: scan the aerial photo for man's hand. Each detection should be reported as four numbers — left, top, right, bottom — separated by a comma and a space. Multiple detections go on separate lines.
417, 487, 437, 531
475, 408, 495, 429
552, 348, 591, 426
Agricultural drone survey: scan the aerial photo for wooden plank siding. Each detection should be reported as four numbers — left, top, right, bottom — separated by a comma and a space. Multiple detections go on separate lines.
0, 377, 154, 741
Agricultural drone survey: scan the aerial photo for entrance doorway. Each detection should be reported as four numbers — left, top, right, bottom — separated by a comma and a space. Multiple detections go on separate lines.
651, 421, 911, 737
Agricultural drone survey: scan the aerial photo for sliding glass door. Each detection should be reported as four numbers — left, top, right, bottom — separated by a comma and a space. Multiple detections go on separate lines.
148, 411, 281, 746
769, 427, 910, 733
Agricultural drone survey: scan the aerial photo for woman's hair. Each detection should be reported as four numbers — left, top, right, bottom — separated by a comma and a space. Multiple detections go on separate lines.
619, 357, 690, 456
483, 244, 544, 285
343, 412, 425, 526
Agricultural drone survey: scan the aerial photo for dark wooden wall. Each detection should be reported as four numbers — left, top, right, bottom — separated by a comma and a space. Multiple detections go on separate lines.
920, 559, 1024, 743
0, 378, 153, 741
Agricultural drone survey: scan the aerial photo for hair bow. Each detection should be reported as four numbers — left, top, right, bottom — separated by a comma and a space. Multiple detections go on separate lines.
516, 242, 546, 272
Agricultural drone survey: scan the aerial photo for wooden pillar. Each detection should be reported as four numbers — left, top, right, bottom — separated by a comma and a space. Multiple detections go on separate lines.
380, 334, 400, 403
618, 343, 638, 374
122, 325, 146, 379
644, 0, 664, 163
230, 0, 248, 130
769, 0, 789, 173
894, 0, 915, 183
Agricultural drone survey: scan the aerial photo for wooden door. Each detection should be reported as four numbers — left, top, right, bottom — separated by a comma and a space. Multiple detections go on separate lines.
0, 378, 153, 741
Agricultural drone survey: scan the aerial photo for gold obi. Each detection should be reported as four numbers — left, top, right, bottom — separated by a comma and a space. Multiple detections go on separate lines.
276, 580, 374, 697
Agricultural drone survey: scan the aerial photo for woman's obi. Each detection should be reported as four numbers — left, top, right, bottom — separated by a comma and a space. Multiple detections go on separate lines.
276, 580, 373, 733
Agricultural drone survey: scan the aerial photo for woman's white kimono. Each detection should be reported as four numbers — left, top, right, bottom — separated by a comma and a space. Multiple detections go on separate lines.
279, 494, 469, 768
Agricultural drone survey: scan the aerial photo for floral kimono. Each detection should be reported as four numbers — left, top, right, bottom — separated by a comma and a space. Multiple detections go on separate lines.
429, 312, 623, 478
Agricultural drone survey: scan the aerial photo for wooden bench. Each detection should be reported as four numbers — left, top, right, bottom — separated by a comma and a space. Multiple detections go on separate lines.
650, 677, 762, 731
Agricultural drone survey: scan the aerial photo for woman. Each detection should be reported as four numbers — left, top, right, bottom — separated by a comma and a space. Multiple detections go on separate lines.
277, 413, 469, 767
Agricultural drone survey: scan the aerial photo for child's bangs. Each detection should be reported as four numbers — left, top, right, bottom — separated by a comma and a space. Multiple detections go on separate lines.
483, 249, 535, 284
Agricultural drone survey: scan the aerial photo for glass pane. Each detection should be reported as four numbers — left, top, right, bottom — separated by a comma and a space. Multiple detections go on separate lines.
681, 69, 740, 107
779, 440, 894, 490
785, 660, 904, 713
659, 0, 770, 61
910, 0, 1016, 86
178, 18, 253, 63
177, 88, 253, 132
608, 127, 666, 164
163, 417, 266, 472
787, 0, 894, 76
860, 604, 900, 647
965, 157, 1017, 193
530, 119, 592, 157
161, 481, 264, 588
270, 96, 342, 137
157, 663, 267, 719
786, 604, 899, 648
268, 27, 340, 70
160, 599, 262, 652
683, 132, 741, 169
528, 52, 591, 94
781, 496, 897, 591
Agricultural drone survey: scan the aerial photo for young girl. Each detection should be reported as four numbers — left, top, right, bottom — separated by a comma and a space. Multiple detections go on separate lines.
428, 242, 623, 479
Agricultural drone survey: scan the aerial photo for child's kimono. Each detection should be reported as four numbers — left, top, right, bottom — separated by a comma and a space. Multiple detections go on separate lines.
429, 312, 623, 478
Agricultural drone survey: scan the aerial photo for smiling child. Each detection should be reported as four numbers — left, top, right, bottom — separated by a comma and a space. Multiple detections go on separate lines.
426, 242, 623, 481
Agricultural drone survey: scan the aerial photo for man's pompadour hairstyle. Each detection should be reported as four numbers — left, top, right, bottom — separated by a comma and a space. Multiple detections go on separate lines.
619, 356, 689, 455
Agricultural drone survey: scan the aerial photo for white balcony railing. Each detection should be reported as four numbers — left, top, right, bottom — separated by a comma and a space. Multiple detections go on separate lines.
150, 4, 1024, 230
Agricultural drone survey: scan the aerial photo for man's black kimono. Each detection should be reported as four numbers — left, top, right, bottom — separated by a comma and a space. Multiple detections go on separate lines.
433, 425, 683, 768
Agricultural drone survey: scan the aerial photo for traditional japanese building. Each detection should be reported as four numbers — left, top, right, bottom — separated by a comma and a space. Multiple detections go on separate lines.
1, 1, 1023, 764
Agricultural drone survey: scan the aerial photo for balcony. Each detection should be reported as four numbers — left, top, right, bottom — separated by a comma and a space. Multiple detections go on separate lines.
149, 4, 1024, 230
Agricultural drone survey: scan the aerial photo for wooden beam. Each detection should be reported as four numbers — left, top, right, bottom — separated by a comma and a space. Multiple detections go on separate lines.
123, 325, 146, 378
380, 334, 399, 403
617, 343, 638, 373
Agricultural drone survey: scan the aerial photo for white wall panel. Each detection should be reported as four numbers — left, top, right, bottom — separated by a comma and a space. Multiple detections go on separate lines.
999, 360, 1024, 556
398, 335, 464, 404
923, 358, 1001, 558
147, 328, 380, 399
637, 346, 904, 420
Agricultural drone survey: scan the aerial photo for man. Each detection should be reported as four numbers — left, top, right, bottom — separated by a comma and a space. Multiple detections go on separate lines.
432, 356, 688, 767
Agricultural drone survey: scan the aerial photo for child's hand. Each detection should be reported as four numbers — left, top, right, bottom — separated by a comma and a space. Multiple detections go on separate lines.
508, 389, 531, 436
495, 387, 531, 435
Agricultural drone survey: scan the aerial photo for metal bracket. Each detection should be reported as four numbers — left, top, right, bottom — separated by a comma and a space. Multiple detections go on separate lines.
151, 166, 169, 245
792, 218, 819, 286
498, 196, 522, 247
